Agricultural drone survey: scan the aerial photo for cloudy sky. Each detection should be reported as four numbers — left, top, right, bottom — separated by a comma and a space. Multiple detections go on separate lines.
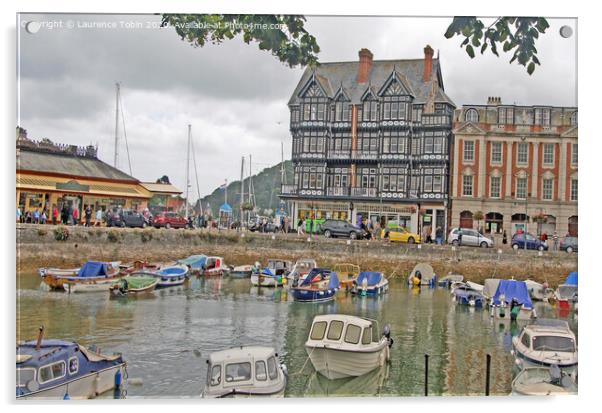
17, 14, 577, 197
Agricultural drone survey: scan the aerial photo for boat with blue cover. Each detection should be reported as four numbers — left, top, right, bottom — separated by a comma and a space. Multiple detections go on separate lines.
41, 261, 122, 291
490, 279, 536, 321
177, 255, 207, 275
291, 268, 340, 302
16, 327, 126, 399
452, 284, 485, 307
151, 264, 189, 288
351, 272, 389, 296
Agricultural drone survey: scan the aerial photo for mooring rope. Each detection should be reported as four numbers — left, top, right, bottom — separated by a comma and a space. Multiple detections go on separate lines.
289, 346, 316, 377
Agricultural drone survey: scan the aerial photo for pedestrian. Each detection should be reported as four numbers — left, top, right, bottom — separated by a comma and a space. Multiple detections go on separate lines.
502, 230, 508, 245
297, 218, 305, 236
85, 205, 92, 227
41, 210, 47, 225
16, 206, 21, 223
25, 211, 32, 223
96, 208, 103, 226
457, 229, 463, 246
435, 226, 443, 245
33, 208, 40, 224
51, 205, 58, 225
553, 231, 559, 251
71, 206, 78, 225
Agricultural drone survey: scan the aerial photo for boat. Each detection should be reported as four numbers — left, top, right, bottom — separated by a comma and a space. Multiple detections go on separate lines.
16, 327, 126, 399
291, 269, 340, 302
304, 365, 389, 397
351, 272, 389, 296
482, 278, 502, 303
287, 258, 318, 287
490, 279, 537, 321
555, 272, 578, 305
265, 259, 292, 277
201, 346, 287, 398
452, 284, 485, 307
512, 319, 577, 372
152, 264, 189, 288
62, 277, 121, 294
42, 261, 122, 291
251, 259, 292, 287
120, 260, 160, 275
305, 314, 393, 380
407, 263, 436, 287
334, 263, 360, 291
177, 254, 207, 275
230, 265, 254, 278
202, 256, 229, 276
524, 279, 555, 301
438, 273, 464, 288
511, 365, 577, 396
466, 281, 484, 293
109, 274, 158, 296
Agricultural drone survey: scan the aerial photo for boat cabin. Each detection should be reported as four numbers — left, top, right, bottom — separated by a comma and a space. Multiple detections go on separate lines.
306, 315, 379, 348
267, 259, 292, 276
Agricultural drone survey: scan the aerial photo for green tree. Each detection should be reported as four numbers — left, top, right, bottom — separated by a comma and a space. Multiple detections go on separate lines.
161, 14, 320, 67
444, 17, 550, 75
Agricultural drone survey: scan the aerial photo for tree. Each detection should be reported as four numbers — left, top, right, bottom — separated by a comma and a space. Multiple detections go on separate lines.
473, 210, 484, 232
444, 17, 550, 75
161, 14, 320, 68
156, 175, 171, 184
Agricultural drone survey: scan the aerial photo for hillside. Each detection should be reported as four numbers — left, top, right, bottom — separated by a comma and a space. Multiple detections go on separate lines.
199, 160, 293, 220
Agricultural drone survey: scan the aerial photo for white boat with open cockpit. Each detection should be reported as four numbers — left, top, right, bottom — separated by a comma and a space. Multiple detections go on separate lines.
511, 365, 577, 396
287, 258, 317, 287
407, 263, 436, 287
202, 346, 287, 398
524, 279, 555, 301
305, 314, 393, 380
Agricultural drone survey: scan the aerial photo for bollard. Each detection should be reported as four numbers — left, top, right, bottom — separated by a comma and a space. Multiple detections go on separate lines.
424, 354, 429, 396
485, 353, 491, 396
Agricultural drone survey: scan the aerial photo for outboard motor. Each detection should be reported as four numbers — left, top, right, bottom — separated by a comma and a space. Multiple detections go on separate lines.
383, 324, 393, 348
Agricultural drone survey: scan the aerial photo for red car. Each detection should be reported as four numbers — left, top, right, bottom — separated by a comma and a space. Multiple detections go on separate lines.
153, 212, 189, 229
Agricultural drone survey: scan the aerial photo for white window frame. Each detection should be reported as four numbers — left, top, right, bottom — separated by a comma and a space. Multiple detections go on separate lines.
68, 356, 79, 375
491, 142, 503, 165
542, 178, 553, 201
462, 175, 473, 197
517, 142, 529, 165
572, 143, 578, 166
465, 108, 479, 122
543, 143, 555, 166
490, 176, 501, 199
38, 360, 66, 385
463, 141, 475, 162
516, 178, 527, 200
571, 179, 578, 201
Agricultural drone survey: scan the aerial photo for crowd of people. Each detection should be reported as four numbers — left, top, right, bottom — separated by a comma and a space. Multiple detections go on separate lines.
17, 204, 106, 227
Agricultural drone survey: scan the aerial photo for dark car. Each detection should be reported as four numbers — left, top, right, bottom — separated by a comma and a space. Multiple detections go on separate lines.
106, 209, 149, 228
320, 219, 366, 240
511, 233, 548, 251
153, 212, 188, 229
248, 217, 277, 233
560, 236, 578, 253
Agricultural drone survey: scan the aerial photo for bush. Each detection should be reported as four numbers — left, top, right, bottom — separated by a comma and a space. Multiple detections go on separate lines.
107, 229, 122, 243
53, 226, 69, 241
141, 230, 153, 243
37, 228, 48, 237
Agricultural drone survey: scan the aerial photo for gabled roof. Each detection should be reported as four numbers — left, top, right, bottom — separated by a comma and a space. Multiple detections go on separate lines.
140, 182, 182, 194
288, 58, 455, 107
453, 122, 487, 135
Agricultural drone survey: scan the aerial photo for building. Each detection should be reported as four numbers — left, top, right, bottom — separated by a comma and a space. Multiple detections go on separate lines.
450, 98, 578, 237
140, 182, 184, 214
280, 46, 456, 237
16, 127, 153, 221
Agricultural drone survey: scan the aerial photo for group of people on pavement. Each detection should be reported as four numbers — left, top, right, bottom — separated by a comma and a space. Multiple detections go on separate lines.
17, 203, 105, 227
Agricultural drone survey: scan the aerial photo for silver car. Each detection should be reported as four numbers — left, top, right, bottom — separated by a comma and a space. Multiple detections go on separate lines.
448, 227, 494, 248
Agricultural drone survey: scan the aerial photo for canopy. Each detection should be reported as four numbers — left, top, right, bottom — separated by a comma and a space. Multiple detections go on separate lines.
77, 261, 109, 278
483, 279, 502, 299
300, 268, 334, 286
178, 255, 207, 269
355, 272, 383, 287
492, 280, 533, 309
410, 263, 434, 279
219, 203, 233, 213
564, 272, 578, 286
328, 272, 340, 290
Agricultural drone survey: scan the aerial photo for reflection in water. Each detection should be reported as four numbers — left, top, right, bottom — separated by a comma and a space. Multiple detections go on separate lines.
16, 273, 577, 398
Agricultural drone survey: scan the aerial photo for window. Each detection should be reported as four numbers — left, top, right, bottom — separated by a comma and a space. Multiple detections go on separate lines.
434, 137, 444, 154
521, 333, 531, 349
317, 104, 325, 120
532, 336, 575, 352
255, 361, 267, 381
491, 142, 502, 164
310, 321, 327, 340
225, 362, 251, 382
517, 142, 528, 164
412, 105, 423, 122
267, 357, 278, 380
534, 108, 551, 126
39, 361, 66, 384
334, 101, 350, 122
310, 104, 317, 121
462, 175, 473, 196
362, 100, 378, 121
498, 107, 514, 124
16, 368, 35, 388
571, 179, 578, 201
433, 175, 442, 192
490, 176, 501, 198
572, 144, 578, 165
361, 326, 373, 344
542, 179, 553, 200
344, 324, 362, 344
570, 111, 578, 126
424, 137, 434, 153
68, 357, 79, 375
327, 320, 344, 340
516, 178, 527, 199
465, 108, 479, 122
463, 141, 474, 162
543, 143, 555, 166
210, 365, 221, 386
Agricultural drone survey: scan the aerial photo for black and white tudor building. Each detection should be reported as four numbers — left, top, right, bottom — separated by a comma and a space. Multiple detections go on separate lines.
280, 46, 456, 237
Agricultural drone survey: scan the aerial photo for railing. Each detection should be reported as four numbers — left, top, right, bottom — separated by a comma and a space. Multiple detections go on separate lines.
326, 187, 350, 197
351, 187, 377, 197
327, 150, 351, 159
351, 150, 379, 160
280, 184, 297, 195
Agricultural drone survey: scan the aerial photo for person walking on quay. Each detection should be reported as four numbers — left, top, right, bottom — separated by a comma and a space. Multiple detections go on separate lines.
84, 205, 92, 227
457, 229, 463, 246
41, 209, 47, 225
297, 218, 305, 236
16, 206, 21, 223
71, 205, 78, 225
95, 208, 103, 227
553, 231, 559, 251
435, 226, 443, 245
502, 230, 508, 245
52, 205, 58, 225
33, 208, 40, 224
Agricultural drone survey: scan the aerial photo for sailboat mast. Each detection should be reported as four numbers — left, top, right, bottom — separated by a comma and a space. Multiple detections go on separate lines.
114, 82, 120, 168
185, 124, 191, 219
240, 156, 245, 224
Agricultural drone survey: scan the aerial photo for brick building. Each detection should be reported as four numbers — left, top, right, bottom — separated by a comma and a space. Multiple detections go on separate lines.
450, 98, 578, 238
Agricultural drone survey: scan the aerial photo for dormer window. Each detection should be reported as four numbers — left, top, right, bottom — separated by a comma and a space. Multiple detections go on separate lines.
465, 108, 479, 123
534, 108, 551, 126
570, 111, 577, 126
334, 100, 350, 122
362, 99, 378, 122
498, 107, 514, 125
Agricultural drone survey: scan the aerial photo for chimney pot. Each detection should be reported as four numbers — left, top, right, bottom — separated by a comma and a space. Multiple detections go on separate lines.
357, 48, 374, 84
423, 45, 434, 82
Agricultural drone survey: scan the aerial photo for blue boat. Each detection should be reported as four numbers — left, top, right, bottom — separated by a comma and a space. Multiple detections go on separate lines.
452, 285, 484, 307
351, 272, 389, 296
291, 268, 340, 302
16, 328, 126, 399
152, 264, 189, 289
490, 279, 536, 320
177, 255, 207, 274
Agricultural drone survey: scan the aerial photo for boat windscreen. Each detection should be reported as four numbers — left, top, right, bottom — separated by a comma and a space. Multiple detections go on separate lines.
532, 336, 575, 352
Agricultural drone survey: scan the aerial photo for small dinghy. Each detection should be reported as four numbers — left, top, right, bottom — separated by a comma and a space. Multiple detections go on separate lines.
230, 265, 254, 278
41, 261, 122, 290
511, 365, 577, 396
334, 263, 361, 291
452, 284, 485, 307
407, 263, 436, 287
251, 268, 284, 287
202, 257, 229, 277
305, 315, 393, 380
202, 346, 287, 398
291, 269, 340, 302
109, 275, 158, 296
16, 327, 126, 399
438, 273, 464, 288
490, 279, 537, 321
152, 265, 189, 289
352, 272, 389, 296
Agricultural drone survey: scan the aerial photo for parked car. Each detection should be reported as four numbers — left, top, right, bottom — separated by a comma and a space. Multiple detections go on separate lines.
153, 212, 189, 229
559, 236, 578, 253
448, 228, 494, 248
381, 226, 421, 244
511, 233, 548, 251
320, 219, 366, 240
106, 208, 149, 228
248, 217, 277, 233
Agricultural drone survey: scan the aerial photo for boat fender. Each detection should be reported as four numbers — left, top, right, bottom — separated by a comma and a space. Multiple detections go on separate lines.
63, 391, 70, 400
115, 369, 122, 388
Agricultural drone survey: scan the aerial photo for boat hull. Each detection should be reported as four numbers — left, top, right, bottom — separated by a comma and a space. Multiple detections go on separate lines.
251, 274, 282, 287
156, 278, 186, 289
62, 277, 124, 293
491, 305, 535, 321
291, 287, 336, 302
305, 341, 389, 380
351, 280, 389, 296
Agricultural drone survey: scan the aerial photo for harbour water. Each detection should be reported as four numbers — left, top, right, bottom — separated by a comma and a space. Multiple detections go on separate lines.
16, 272, 577, 398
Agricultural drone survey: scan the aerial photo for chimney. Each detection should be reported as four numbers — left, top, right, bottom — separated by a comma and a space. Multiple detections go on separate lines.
487, 96, 502, 105
423, 45, 434, 82
357, 48, 373, 84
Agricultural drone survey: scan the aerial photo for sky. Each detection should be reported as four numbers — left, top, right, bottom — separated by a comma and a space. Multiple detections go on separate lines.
17, 14, 577, 197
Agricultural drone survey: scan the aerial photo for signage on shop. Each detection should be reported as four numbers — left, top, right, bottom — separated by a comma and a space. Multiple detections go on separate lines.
56, 180, 90, 192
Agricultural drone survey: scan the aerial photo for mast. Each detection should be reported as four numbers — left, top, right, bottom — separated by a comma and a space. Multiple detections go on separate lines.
185, 124, 191, 219
114, 82, 120, 168
281, 141, 286, 185
240, 156, 245, 224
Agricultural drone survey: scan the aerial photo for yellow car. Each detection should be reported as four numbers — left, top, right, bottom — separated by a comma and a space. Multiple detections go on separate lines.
381, 226, 422, 244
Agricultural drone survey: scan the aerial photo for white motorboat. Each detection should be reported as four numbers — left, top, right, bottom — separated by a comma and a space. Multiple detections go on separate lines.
511, 365, 577, 396
351, 272, 389, 296
438, 273, 463, 288
466, 281, 484, 293
305, 314, 393, 380
524, 279, 555, 301
482, 278, 502, 302
62, 277, 122, 293
287, 258, 317, 287
512, 319, 577, 372
251, 259, 291, 287
202, 346, 287, 398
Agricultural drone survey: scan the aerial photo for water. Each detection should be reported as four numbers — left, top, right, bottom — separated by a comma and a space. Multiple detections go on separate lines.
16, 273, 577, 398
